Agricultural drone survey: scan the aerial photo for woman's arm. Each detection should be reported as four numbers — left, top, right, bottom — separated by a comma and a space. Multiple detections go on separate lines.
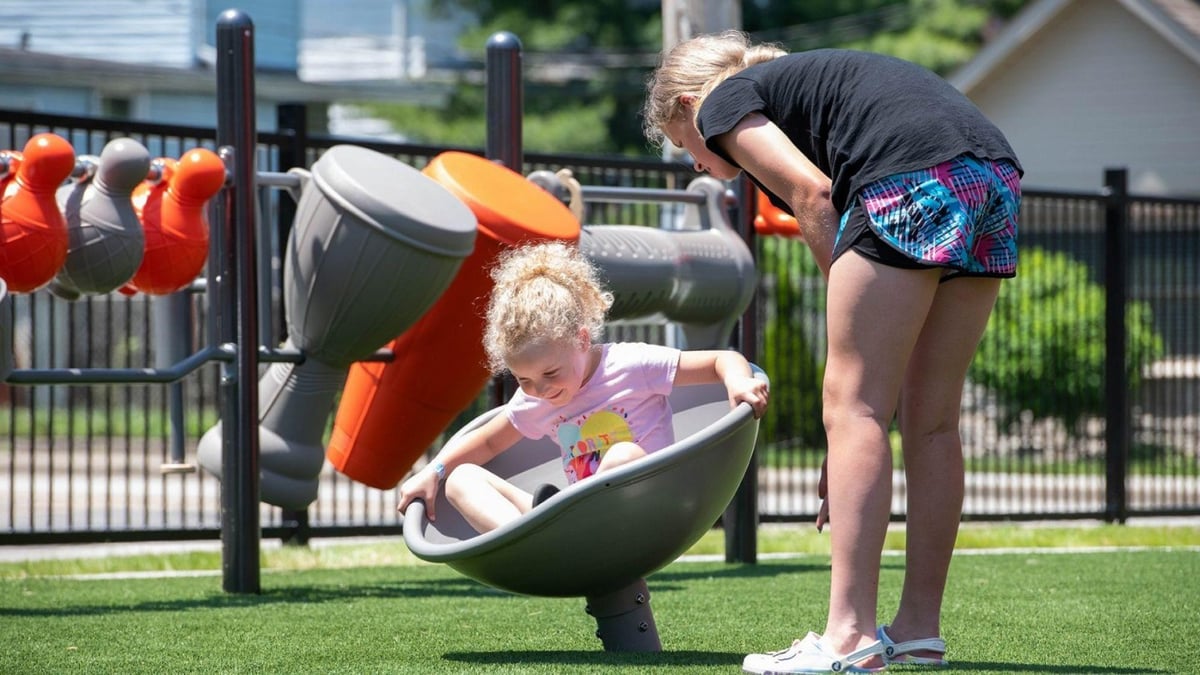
714, 113, 841, 279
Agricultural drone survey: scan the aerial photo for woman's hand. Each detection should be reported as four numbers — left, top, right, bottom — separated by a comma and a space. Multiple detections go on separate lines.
816, 455, 829, 532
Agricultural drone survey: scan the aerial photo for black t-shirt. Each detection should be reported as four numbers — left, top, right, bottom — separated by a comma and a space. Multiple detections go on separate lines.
697, 49, 1023, 214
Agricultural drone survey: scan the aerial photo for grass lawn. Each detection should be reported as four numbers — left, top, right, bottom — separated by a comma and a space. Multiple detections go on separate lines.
2, 524, 1198, 674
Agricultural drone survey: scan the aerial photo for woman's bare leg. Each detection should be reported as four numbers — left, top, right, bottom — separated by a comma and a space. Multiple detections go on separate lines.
889, 276, 1000, 652
821, 252, 940, 660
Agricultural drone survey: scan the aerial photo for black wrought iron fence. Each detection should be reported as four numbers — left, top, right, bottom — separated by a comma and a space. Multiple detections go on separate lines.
1, 109, 1197, 546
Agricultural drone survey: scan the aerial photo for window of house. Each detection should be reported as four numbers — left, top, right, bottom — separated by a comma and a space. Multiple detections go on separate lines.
100, 96, 132, 119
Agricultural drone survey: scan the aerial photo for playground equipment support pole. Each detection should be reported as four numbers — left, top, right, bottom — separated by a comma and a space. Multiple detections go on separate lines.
215, 9, 262, 594
720, 174, 758, 562
579, 186, 707, 205
724, 175, 758, 564
485, 30, 524, 409
485, 31, 522, 172
154, 292, 195, 472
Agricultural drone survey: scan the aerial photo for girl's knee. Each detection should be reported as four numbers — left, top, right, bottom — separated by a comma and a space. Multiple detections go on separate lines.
598, 442, 647, 472
444, 463, 486, 501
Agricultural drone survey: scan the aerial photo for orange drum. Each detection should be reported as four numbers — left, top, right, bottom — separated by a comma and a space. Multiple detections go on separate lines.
327, 152, 581, 489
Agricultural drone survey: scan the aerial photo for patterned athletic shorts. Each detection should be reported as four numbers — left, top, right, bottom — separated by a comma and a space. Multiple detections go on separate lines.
835, 155, 1021, 278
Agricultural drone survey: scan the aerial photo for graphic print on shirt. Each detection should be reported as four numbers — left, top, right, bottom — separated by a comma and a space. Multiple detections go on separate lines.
554, 407, 633, 482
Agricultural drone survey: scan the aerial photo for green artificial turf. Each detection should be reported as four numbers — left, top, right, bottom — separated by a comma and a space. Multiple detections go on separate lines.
2, 542, 1197, 673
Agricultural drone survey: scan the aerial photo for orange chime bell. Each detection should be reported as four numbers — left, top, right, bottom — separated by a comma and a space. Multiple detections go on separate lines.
124, 148, 226, 295
0, 133, 77, 293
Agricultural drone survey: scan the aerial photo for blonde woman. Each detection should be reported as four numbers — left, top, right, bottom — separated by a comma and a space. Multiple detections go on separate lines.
397, 241, 767, 534
644, 31, 1022, 674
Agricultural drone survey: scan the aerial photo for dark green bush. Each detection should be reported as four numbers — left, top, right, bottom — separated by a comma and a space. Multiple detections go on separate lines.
970, 246, 1164, 434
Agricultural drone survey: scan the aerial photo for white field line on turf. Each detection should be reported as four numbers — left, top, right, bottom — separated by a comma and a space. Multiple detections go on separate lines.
679, 545, 1200, 563
47, 569, 223, 580
21, 545, 1200, 581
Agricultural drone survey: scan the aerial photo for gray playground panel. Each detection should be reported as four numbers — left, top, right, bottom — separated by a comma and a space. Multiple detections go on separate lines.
403, 367, 767, 599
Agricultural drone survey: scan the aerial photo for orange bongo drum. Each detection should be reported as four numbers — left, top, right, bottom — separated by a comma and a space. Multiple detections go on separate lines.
328, 152, 581, 489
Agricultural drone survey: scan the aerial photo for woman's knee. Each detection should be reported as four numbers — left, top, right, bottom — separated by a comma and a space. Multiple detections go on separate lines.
822, 380, 895, 435
897, 389, 962, 441
900, 419, 962, 451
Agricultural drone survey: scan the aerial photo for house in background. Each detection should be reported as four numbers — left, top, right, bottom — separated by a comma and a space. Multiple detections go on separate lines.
950, 0, 1200, 196
0, 0, 461, 133
299, 0, 470, 83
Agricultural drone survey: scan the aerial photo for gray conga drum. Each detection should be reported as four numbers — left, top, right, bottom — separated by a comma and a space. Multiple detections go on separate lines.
579, 176, 757, 349
198, 145, 476, 509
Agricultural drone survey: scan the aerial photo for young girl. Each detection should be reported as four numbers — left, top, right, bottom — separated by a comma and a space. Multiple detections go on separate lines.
643, 31, 1021, 674
396, 240, 768, 534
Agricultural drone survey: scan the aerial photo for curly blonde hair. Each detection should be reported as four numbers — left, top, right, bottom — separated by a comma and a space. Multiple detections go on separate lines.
483, 241, 613, 374
642, 30, 786, 147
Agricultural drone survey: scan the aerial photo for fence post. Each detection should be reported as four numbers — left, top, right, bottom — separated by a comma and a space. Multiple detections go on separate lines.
725, 175, 758, 564
275, 103, 311, 546
215, 9, 262, 593
1103, 168, 1129, 524
275, 103, 307, 264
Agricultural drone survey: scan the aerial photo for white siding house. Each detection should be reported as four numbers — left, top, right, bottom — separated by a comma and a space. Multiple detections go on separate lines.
0, 0, 451, 131
0, 0, 298, 71
950, 0, 1200, 196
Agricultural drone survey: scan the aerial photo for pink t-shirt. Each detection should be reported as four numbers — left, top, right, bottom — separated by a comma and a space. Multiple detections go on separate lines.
505, 342, 681, 484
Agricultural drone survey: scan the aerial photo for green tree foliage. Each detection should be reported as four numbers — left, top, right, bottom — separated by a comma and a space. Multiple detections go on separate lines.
363, 85, 617, 153
845, 0, 991, 73
361, 0, 1033, 154
364, 0, 660, 154
970, 247, 1165, 434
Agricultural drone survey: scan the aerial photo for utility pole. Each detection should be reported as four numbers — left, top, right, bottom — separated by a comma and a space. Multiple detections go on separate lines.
659, 0, 741, 163
662, 0, 741, 51
659, 0, 757, 567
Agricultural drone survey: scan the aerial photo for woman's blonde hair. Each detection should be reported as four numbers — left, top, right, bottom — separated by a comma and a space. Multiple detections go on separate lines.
642, 30, 786, 147
483, 241, 614, 373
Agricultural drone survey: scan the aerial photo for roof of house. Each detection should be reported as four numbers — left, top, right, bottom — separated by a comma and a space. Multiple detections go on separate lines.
0, 46, 450, 105
950, 0, 1200, 93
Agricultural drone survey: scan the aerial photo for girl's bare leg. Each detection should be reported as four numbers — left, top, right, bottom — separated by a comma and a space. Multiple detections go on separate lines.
444, 464, 533, 533
596, 441, 647, 473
